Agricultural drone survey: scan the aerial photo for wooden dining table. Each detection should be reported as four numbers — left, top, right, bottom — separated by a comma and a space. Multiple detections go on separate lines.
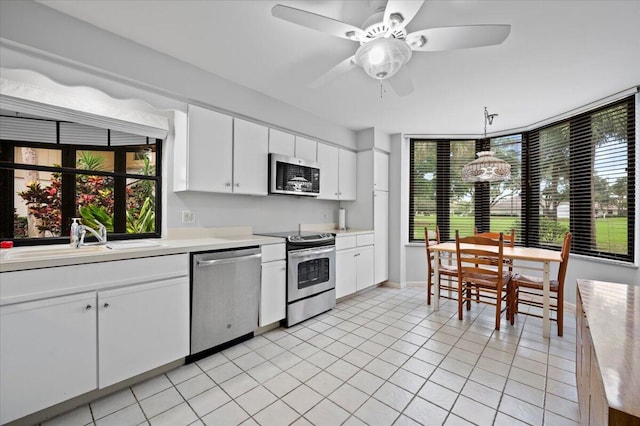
429, 242, 563, 338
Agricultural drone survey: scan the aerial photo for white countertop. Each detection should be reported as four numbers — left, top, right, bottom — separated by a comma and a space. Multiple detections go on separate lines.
0, 235, 283, 273
0, 227, 372, 273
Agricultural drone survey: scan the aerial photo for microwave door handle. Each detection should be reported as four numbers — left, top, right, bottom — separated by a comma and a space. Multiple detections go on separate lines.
289, 247, 335, 258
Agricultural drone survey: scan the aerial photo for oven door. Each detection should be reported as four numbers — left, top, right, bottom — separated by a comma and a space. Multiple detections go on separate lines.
287, 246, 335, 302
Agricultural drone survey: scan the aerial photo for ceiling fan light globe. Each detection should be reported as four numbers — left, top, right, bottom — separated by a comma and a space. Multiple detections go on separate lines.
355, 37, 412, 81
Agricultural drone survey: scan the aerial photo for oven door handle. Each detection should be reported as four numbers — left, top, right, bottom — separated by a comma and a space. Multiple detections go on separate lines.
289, 247, 335, 258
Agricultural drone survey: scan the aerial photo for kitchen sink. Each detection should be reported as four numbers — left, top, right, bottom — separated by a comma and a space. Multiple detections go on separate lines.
0, 245, 108, 261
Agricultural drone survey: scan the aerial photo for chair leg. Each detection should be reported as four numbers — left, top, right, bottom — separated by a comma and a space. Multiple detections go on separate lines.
466, 286, 471, 311
458, 282, 463, 321
427, 276, 432, 306
495, 296, 501, 331
557, 288, 564, 337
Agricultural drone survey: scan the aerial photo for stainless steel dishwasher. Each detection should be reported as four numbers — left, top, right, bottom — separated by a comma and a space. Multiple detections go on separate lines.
190, 246, 261, 358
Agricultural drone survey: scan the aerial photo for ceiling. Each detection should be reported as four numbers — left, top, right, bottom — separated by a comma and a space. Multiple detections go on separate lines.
36, 0, 640, 136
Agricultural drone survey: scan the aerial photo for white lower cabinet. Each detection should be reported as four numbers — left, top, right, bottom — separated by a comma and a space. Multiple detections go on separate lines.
260, 260, 286, 326
356, 245, 374, 291
0, 255, 190, 424
335, 234, 375, 298
260, 243, 286, 326
336, 249, 357, 298
0, 292, 98, 425
98, 277, 189, 388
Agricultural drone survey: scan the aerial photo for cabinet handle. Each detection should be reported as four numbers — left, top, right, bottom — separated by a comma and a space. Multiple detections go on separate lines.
85, 304, 93, 310
103, 303, 110, 308
235, 183, 240, 187
225, 182, 231, 187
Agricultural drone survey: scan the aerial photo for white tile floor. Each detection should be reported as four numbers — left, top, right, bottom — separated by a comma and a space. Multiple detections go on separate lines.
40, 286, 580, 426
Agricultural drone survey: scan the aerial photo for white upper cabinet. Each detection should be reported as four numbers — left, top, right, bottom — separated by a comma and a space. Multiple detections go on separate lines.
176, 106, 268, 195
233, 118, 269, 195
177, 104, 233, 193
268, 128, 295, 156
317, 143, 340, 199
317, 143, 356, 200
373, 150, 389, 191
339, 149, 357, 200
295, 136, 317, 161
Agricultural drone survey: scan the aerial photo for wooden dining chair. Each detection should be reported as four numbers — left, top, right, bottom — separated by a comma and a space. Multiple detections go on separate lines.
455, 230, 512, 330
425, 226, 458, 305
512, 232, 572, 336
473, 227, 516, 271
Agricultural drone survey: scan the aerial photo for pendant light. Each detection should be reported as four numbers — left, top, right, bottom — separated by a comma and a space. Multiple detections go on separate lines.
462, 107, 511, 182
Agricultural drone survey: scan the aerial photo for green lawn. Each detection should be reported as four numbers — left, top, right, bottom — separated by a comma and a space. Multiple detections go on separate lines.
414, 215, 628, 254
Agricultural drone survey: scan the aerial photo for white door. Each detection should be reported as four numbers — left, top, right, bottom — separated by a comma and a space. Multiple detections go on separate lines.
356, 245, 375, 291
233, 118, 269, 195
373, 151, 389, 191
317, 143, 339, 200
374, 190, 389, 283
98, 278, 189, 388
336, 248, 358, 298
339, 149, 357, 200
187, 104, 233, 192
0, 292, 97, 425
260, 260, 287, 326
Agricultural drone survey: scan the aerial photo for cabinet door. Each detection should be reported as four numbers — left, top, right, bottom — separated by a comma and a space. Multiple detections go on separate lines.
98, 278, 189, 388
295, 136, 317, 161
0, 292, 97, 425
374, 190, 389, 283
233, 118, 269, 195
317, 143, 339, 200
260, 260, 287, 326
187, 104, 233, 193
269, 128, 295, 156
336, 248, 357, 298
356, 245, 375, 291
373, 151, 389, 191
339, 149, 357, 200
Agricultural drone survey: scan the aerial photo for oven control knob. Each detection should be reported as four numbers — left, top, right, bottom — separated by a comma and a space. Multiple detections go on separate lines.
290, 235, 301, 242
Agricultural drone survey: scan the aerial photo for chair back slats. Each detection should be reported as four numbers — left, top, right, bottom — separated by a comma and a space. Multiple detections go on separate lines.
474, 227, 516, 247
455, 233, 504, 287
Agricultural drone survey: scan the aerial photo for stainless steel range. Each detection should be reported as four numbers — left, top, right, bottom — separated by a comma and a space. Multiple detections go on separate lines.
259, 231, 336, 327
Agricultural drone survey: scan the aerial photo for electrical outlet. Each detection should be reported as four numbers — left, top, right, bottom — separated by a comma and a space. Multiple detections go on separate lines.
181, 210, 195, 224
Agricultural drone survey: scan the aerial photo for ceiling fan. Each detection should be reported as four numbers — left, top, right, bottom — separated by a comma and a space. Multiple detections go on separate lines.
272, 0, 511, 96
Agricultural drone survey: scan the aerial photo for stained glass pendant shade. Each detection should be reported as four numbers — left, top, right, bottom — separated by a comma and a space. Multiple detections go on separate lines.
462, 107, 511, 182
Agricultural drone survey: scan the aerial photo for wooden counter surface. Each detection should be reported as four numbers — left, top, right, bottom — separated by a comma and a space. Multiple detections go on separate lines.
577, 279, 640, 423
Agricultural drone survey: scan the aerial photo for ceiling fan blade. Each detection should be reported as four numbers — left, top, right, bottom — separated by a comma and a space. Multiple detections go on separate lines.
383, 0, 425, 31
272, 4, 366, 41
309, 56, 358, 88
388, 66, 414, 97
406, 25, 511, 51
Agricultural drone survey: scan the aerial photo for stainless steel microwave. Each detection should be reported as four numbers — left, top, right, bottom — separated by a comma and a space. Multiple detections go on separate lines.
269, 154, 320, 197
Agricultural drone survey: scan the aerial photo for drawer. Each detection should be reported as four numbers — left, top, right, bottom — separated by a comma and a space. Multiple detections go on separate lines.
261, 243, 286, 262
336, 236, 356, 251
356, 233, 374, 247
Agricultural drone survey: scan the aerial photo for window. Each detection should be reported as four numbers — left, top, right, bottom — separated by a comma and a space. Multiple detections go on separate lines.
490, 135, 522, 241
528, 98, 634, 260
0, 114, 162, 244
409, 139, 479, 241
409, 96, 634, 262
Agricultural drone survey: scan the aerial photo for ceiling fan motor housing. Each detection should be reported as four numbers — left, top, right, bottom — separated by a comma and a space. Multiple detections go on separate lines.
361, 11, 407, 41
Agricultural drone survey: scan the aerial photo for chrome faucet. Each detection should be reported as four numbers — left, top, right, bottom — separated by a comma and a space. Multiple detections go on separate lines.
72, 220, 107, 248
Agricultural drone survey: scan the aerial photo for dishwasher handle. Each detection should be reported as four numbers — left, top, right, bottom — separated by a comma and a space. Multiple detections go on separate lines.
196, 253, 262, 268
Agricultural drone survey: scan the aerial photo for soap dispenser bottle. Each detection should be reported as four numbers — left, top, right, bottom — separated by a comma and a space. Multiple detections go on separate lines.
70, 218, 80, 247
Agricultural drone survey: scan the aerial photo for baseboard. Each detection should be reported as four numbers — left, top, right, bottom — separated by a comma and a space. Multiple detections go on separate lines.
382, 280, 403, 289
